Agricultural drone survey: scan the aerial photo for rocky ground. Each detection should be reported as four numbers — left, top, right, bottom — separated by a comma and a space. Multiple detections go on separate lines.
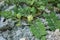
0, 17, 39, 40
0, 1, 60, 40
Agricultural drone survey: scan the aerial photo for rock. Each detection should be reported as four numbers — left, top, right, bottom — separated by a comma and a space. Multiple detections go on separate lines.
0, 17, 15, 31
5, 5, 16, 11
11, 27, 22, 40
0, 20, 39, 40
0, 36, 6, 40
40, 18, 48, 25
0, 17, 8, 30
46, 29, 60, 40
0, 17, 39, 40
22, 26, 33, 37
7, 19, 15, 28
10, 26, 37, 40
0, 1, 4, 6
2, 30, 10, 38
20, 38, 28, 40
21, 21, 29, 26
45, 9, 51, 13
56, 14, 60, 20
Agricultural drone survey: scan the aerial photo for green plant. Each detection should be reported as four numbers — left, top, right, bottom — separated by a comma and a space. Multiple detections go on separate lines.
1, 11, 16, 19
30, 18, 46, 39
1, 0, 60, 40
42, 12, 60, 31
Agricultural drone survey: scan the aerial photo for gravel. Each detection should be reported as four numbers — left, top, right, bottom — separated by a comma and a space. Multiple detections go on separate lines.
46, 29, 60, 40
0, 17, 15, 31
0, 17, 38, 40
0, 17, 60, 40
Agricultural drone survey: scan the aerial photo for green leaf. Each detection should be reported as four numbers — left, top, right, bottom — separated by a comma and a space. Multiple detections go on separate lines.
30, 18, 46, 39
1, 11, 12, 18
55, 20, 60, 29
57, 4, 60, 8
16, 22, 21, 26
38, 6, 45, 10
30, 0, 35, 5
42, 12, 60, 31
16, 13, 21, 19
27, 15, 33, 22
41, 36, 46, 40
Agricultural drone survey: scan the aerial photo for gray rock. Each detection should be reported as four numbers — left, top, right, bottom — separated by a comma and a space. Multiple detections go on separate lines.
21, 21, 29, 26
46, 29, 60, 40
0, 36, 6, 40
22, 26, 33, 37
12, 28, 23, 40
5, 5, 16, 11
9, 26, 37, 40
0, 17, 39, 40
0, 17, 8, 30
0, 17, 15, 30
40, 18, 48, 25
56, 14, 60, 20
0, 1, 4, 7
45, 9, 51, 13
2, 30, 10, 38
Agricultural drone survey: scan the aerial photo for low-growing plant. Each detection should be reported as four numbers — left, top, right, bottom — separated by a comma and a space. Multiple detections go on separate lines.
42, 12, 60, 31
0, 0, 60, 40
30, 18, 46, 40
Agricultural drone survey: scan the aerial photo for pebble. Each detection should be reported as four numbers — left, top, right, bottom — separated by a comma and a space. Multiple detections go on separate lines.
0, 17, 15, 30
46, 29, 60, 40
0, 36, 6, 40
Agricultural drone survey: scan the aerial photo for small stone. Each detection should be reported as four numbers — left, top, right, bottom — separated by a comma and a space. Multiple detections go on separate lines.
5, 5, 16, 11
20, 38, 25, 40
20, 38, 28, 40
45, 9, 50, 13
0, 1, 4, 6
54, 29, 60, 36
0, 17, 15, 30
0, 36, 6, 40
